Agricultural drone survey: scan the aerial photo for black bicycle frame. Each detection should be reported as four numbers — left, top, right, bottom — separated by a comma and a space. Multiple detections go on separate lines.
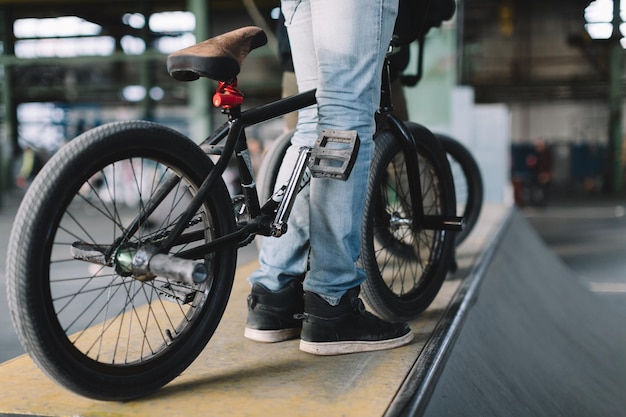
149, 89, 317, 258
116, 52, 454, 261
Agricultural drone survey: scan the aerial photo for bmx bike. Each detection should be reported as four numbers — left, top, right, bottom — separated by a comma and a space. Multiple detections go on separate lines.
6, 26, 460, 400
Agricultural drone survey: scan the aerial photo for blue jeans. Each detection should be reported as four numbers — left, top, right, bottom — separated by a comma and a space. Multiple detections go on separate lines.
249, 0, 399, 305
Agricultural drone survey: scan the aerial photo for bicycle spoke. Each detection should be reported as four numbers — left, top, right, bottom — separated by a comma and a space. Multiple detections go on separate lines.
41, 155, 215, 365
372, 143, 447, 297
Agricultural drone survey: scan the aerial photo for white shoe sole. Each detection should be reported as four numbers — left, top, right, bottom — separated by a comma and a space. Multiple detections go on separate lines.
244, 327, 301, 343
299, 330, 414, 355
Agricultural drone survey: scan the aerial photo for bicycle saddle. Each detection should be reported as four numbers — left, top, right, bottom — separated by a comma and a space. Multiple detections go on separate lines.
167, 26, 268, 82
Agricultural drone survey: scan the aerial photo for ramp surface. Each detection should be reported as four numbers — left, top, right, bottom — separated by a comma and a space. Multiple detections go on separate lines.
422, 211, 626, 416
0, 258, 451, 417
0, 205, 509, 417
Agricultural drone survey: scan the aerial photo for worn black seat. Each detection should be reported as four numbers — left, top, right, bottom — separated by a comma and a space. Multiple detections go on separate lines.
167, 26, 268, 82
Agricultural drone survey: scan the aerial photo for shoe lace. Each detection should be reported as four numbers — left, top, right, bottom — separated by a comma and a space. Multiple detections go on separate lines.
352, 297, 390, 329
354, 298, 368, 314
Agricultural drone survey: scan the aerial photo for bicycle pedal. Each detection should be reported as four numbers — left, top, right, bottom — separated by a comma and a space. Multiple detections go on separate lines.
309, 129, 360, 181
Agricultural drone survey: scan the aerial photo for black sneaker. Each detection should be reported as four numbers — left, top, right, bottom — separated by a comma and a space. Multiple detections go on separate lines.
244, 280, 304, 343
299, 288, 413, 355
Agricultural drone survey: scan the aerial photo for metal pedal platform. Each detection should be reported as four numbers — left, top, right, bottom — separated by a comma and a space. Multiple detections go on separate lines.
309, 129, 360, 180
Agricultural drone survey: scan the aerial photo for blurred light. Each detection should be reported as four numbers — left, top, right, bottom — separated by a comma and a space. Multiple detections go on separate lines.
155, 33, 196, 54
14, 16, 102, 38
17, 103, 66, 153
11, 11, 196, 58
585, 22, 613, 39
122, 13, 146, 29
15, 37, 115, 58
149, 11, 195, 33
150, 86, 165, 101
120, 35, 146, 55
585, 0, 613, 24
122, 85, 146, 102
585, 0, 626, 46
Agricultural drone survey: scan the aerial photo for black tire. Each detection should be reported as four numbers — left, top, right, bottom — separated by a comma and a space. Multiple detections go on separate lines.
6, 121, 237, 401
437, 133, 483, 246
360, 123, 456, 321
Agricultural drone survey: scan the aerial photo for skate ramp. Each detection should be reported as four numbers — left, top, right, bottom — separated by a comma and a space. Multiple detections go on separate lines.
417, 211, 626, 416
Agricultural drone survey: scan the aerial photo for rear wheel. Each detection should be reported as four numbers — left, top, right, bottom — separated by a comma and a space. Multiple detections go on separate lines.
6, 121, 237, 400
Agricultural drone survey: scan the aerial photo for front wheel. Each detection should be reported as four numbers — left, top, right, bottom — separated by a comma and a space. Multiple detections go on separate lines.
360, 123, 456, 321
6, 121, 237, 400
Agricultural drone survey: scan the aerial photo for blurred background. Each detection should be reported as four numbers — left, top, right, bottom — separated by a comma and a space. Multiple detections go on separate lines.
0, 0, 622, 205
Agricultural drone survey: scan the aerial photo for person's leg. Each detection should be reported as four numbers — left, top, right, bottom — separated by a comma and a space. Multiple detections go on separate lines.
245, 0, 318, 342
244, 143, 311, 343
247, 0, 413, 354
249, 0, 319, 290
253, 0, 398, 298
293, 0, 412, 354
303, 0, 399, 303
